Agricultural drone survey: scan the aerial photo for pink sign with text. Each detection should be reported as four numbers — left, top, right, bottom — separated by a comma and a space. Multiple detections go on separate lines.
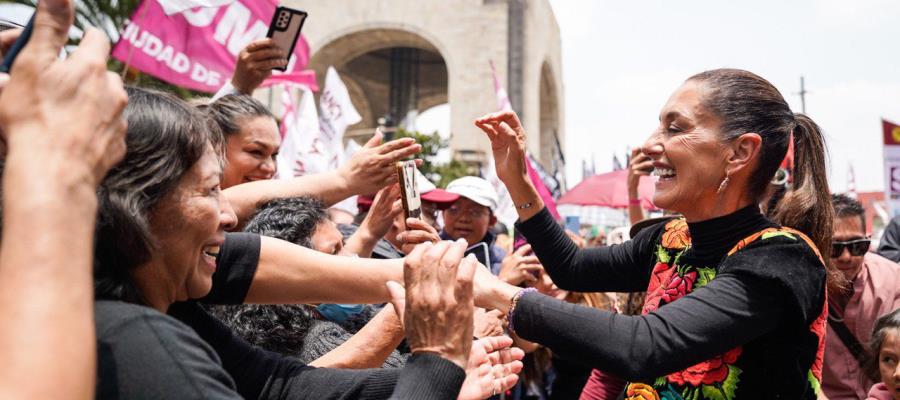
113, 0, 316, 93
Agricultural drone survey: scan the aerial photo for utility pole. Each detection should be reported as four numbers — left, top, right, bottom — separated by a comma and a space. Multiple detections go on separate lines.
797, 76, 808, 114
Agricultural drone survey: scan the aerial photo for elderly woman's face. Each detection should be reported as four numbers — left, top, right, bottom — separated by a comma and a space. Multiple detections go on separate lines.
642, 80, 728, 217
222, 116, 280, 189
150, 144, 236, 301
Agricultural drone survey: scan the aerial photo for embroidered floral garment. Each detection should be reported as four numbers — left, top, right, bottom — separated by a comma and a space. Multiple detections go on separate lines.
626, 219, 827, 400
513, 205, 827, 399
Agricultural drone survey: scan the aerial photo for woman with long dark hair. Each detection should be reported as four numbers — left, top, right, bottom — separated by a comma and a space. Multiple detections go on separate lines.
472, 69, 835, 399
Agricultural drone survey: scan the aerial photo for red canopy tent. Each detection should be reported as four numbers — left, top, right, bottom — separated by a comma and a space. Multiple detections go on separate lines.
558, 170, 658, 210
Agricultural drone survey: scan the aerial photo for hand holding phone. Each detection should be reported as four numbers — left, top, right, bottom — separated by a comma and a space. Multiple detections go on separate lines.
0, 15, 34, 73
265, 7, 307, 72
396, 160, 422, 227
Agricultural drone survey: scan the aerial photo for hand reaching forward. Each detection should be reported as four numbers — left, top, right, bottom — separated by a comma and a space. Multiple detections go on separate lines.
498, 244, 543, 285
474, 110, 528, 184
387, 279, 524, 400
397, 217, 441, 255
458, 336, 524, 400
337, 130, 421, 196
361, 184, 403, 240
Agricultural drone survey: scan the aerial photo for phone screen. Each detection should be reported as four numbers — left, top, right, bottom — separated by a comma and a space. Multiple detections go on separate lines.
464, 242, 491, 268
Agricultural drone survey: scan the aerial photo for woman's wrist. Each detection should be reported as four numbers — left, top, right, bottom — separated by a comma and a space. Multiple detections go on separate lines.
488, 283, 522, 314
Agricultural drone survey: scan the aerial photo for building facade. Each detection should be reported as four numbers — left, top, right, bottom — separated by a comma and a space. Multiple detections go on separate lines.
281, 0, 565, 179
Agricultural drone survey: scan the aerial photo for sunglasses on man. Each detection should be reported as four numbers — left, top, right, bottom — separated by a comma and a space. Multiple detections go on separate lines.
831, 238, 871, 258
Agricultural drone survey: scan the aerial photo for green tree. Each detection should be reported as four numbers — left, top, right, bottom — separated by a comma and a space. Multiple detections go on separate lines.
393, 128, 473, 188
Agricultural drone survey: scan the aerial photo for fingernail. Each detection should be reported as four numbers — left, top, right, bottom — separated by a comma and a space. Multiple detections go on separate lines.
456, 238, 468, 246
466, 253, 476, 261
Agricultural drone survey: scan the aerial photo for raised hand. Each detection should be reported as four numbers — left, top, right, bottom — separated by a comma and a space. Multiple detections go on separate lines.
231, 38, 288, 94
397, 217, 441, 255
337, 130, 422, 196
474, 110, 528, 184
458, 336, 524, 400
392, 240, 476, 369
498, 244, 544, 285
361, 184, 403, 239
628, 147, 653, 196
0, 2, 127, 186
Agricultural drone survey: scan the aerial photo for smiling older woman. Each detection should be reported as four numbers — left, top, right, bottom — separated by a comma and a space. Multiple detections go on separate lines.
92, 87, 522, 400
473, 69, 835, 399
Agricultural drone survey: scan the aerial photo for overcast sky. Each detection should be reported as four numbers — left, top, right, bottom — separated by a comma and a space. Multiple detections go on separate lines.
548, 0, 900, 193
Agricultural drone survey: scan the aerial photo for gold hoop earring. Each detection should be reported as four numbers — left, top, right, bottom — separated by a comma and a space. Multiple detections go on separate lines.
717, 176, 730, 194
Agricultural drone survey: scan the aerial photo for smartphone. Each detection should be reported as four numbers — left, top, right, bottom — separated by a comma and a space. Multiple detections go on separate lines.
265, 6, 307, 72
465, 242, 491, 268
396, 160, 422, 227
0, 14, 34, 73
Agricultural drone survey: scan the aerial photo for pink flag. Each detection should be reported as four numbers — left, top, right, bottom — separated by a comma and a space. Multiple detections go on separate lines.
486, 60, 561, 222
113, 0, 317, 93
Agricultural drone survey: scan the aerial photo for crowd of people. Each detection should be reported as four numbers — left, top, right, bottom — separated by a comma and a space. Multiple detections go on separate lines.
0, 1, 898, 399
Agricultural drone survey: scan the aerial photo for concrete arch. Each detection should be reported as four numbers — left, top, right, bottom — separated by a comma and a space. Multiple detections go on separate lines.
307, 24, 452, 131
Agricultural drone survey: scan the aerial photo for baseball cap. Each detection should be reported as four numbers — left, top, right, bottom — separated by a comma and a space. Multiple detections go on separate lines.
446, 176, 499, 211
357, 169, 459, 212
416, 169, 459, 207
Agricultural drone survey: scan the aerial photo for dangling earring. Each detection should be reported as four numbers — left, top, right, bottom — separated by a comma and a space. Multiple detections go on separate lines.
717, 176, 730, 194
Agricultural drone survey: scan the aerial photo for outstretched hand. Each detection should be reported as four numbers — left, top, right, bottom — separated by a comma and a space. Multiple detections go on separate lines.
458, 336, 524, 400
387, 284, 523, 400
387, 240, 476, 369
474, 110, 528, 184
337, 130, 422, 196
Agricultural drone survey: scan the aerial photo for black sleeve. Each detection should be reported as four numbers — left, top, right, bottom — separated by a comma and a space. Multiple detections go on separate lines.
878, 216, 900, 263
202, 232, 261, 304
170, 302, 465, 400
514, 207, 663, 292
96, 305, 242, 399
510, 239, 825, 382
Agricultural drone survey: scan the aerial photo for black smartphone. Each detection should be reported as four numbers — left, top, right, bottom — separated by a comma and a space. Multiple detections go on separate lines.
0, 14, 35, 73
265, 6, 307, 72
465, 242, 491, 268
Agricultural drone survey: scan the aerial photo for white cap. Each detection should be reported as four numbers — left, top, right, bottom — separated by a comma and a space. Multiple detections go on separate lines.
446, 176, 499, 211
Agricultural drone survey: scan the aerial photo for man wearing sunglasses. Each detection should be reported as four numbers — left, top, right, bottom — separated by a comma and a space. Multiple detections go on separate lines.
822, 194, 900, 400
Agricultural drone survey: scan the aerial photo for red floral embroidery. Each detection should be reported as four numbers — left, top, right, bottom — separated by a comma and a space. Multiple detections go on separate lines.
809, 298, 827, 381
642, 262, 676, 314
661, 270, 697, 303
667, 347, 742, 387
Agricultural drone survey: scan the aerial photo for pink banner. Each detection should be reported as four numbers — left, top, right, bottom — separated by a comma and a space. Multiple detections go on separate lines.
113, 0, 317, 93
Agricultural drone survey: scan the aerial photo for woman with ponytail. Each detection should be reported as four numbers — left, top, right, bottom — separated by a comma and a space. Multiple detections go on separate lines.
470, 69, 832, 399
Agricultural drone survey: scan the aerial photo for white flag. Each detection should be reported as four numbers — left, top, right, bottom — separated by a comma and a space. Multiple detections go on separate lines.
318, 67, 362, 170
276, 83, 327, 179
482, 60, 518, 228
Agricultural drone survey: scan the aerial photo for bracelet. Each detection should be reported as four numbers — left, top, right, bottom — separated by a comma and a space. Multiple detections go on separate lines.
507, 288, 538, 334
628, 198, 641, 205
517, 201, 534, 210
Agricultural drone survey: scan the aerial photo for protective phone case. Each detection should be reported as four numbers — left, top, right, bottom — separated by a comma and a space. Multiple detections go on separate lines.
265, 7, 307, 71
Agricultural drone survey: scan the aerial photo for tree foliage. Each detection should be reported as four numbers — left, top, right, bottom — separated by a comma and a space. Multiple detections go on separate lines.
393, 128, 473, 188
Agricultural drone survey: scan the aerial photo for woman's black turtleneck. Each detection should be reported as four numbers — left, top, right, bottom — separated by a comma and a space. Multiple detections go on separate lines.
512, 205, 826, 399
